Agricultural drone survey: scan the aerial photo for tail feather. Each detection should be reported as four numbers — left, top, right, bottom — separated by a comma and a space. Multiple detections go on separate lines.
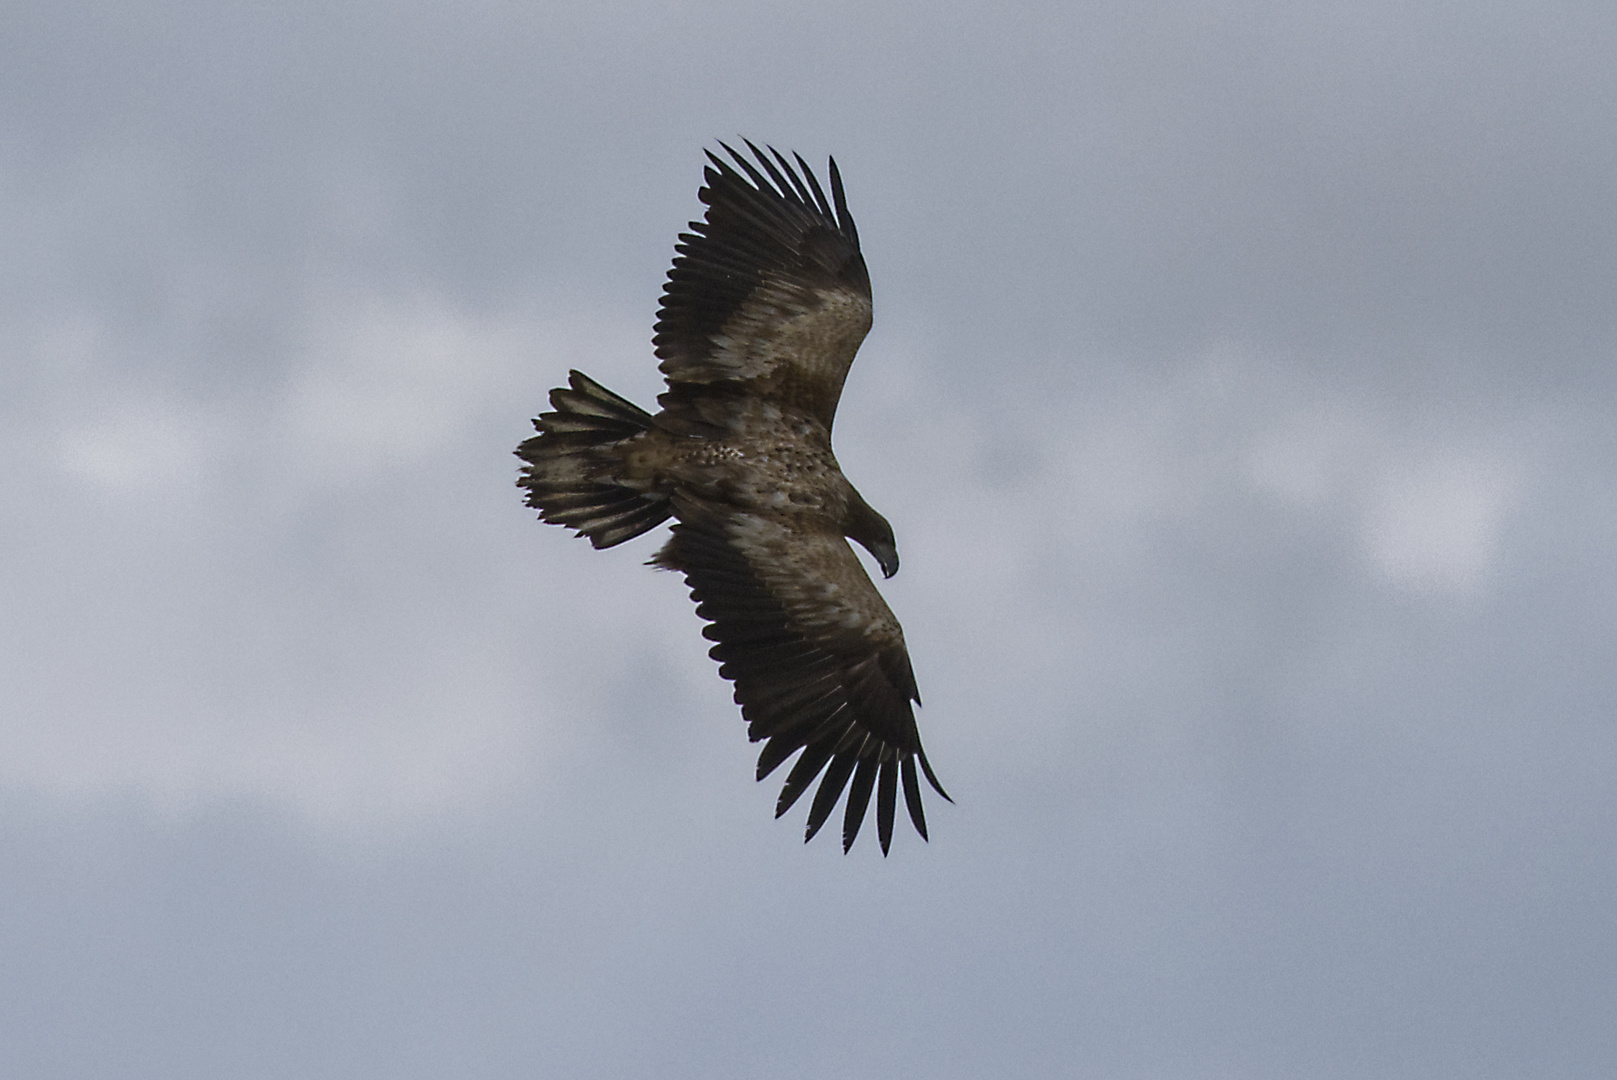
517, 371, 672, 548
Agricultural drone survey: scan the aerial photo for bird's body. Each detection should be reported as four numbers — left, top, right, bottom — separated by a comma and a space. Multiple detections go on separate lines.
618, 399, 847, 517
517, 142, 945, 853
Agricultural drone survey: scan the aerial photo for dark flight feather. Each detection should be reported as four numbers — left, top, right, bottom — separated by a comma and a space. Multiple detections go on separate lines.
876, 758, 899, 854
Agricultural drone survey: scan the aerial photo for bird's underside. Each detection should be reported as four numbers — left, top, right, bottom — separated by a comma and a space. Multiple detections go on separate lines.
516, 142, 946, 854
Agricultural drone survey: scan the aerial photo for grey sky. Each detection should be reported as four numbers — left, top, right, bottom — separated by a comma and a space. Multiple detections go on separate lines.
3, 2, 1615, 1077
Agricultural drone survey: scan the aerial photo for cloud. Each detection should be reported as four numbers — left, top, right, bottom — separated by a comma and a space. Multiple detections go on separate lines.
0, 284, 667, 834
1360, 449, 1524, 593
57, 400, 210, 493
1243, 384, 1529, 594
280, 291, 542, 482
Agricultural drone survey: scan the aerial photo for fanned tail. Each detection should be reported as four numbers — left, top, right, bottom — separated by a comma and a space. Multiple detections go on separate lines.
516, 370, 671, 548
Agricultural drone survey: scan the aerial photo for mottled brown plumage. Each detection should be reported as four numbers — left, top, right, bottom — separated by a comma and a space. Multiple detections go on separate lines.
516, 142, 946, 853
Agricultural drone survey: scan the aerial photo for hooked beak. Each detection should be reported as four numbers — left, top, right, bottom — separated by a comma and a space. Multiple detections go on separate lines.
869, 539, 900, 579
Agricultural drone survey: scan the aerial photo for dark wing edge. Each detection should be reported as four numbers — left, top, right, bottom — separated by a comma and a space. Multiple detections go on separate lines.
650, 499, 947, 855
652, 142, 873, 429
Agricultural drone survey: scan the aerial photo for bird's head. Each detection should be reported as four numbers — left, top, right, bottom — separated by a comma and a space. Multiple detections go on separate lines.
846, 495, 900, 579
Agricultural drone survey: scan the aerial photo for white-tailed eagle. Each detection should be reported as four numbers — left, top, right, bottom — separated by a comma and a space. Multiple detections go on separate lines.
517, 142, 947, 853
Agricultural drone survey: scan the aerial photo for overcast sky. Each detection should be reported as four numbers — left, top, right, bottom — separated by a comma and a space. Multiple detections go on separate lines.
3, 2, 1615, 1077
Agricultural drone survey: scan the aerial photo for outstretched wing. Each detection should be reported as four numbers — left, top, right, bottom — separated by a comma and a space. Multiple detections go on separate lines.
652, 495, 948, 854
653, 142, 873, 431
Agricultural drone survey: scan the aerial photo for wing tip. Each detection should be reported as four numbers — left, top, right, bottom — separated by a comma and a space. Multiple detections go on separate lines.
768, 745, 942, 853
918, 746, 951, 803
700, 137, 849, 236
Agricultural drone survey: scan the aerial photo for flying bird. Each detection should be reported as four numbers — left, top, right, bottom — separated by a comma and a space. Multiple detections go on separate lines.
516, 142, 947, 853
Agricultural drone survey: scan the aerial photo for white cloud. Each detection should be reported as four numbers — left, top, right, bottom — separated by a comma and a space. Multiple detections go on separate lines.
280, 291, 543, 482
1361, 450, 1524, 593
1244, 393, 1527, 595
1, 287, 659, 835
1244, 404, 1367, 507
57, 401, 210, 493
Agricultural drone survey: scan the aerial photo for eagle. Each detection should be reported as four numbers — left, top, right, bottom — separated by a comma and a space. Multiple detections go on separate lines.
516, 142, 947, 854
